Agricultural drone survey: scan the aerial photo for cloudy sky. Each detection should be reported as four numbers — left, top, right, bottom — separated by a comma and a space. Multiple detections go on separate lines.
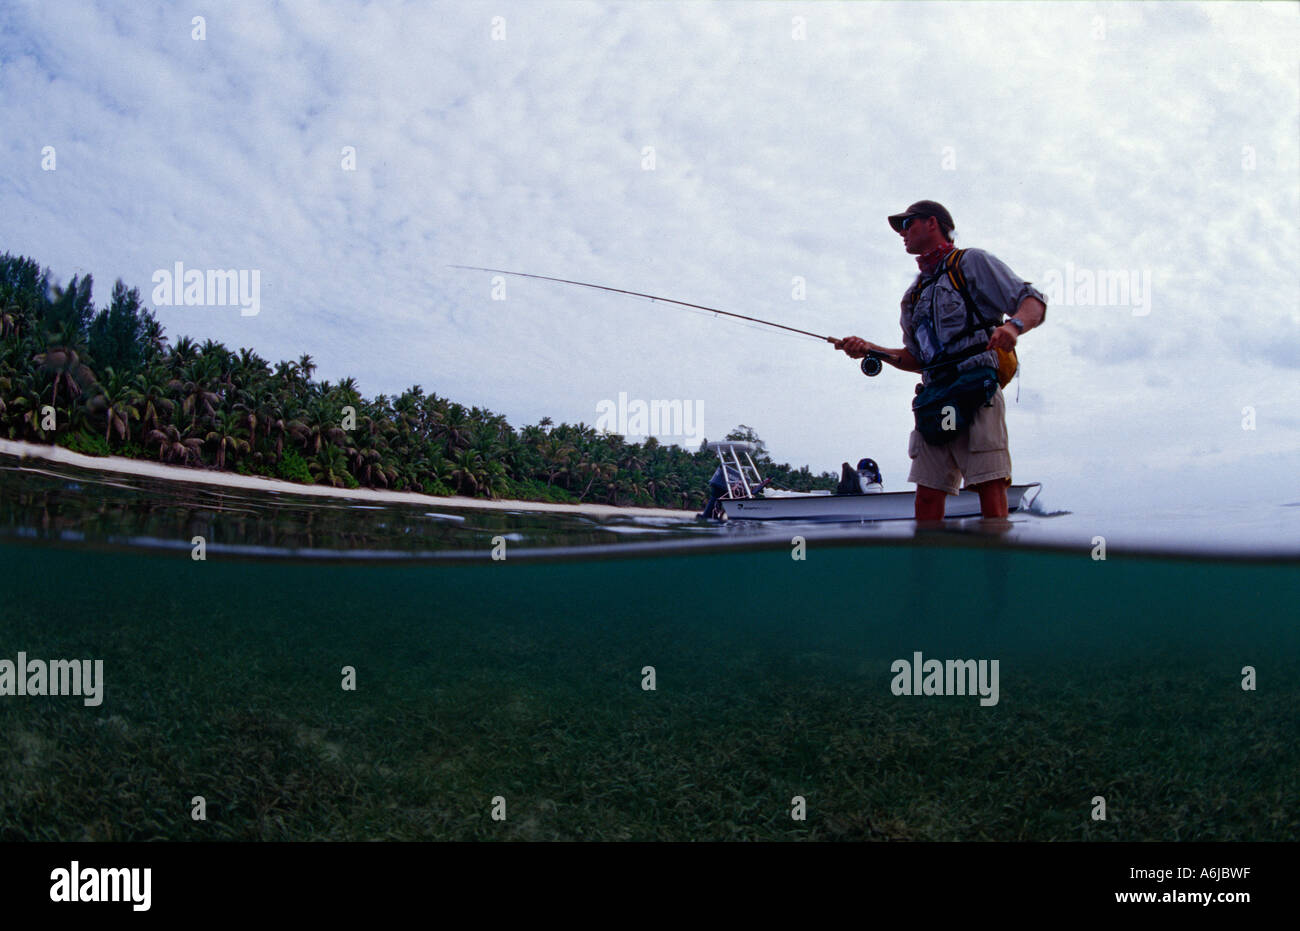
3, 1, 1297, 515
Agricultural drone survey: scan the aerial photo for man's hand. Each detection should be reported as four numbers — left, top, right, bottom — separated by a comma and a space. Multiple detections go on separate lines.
987, 324, 1019, 352
836, 338, 919, 371
988, 296, 1045, 352
834, 336, 884, 359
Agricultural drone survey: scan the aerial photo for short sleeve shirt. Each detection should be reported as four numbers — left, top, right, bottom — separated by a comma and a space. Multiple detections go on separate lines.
900, 248, 1047, 384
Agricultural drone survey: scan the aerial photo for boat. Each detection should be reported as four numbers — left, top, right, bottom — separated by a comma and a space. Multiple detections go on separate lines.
705, 441, 1040, 522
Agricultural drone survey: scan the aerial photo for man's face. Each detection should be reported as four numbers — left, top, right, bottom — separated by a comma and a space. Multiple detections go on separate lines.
898, 214, 942, 254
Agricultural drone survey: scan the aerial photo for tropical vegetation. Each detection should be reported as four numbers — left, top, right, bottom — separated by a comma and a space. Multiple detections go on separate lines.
0, 252, 836, 508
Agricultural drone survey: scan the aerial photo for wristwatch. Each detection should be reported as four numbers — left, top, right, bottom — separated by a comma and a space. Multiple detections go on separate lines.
1007, 318, 1025, 332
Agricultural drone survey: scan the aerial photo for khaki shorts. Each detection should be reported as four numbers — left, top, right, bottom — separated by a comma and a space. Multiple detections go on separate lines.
906, 387, 1012, 496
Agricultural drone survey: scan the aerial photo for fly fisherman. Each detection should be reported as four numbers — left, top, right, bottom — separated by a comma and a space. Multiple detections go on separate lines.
834, 201, 1046, 519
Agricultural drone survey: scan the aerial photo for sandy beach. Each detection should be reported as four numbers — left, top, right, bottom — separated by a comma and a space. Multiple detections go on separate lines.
0, 438, 693, 520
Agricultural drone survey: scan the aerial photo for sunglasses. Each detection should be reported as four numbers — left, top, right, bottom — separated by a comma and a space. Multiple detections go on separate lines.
901, 215, 930, 231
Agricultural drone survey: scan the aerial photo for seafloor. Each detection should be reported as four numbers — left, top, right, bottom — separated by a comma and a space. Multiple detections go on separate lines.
3, 542, 1295, 841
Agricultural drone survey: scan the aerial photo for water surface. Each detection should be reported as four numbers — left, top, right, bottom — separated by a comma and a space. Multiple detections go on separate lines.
1, 454, 1295, 840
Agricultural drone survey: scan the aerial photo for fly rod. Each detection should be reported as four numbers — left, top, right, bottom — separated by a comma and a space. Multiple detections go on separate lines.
449, 265, 834, 343
449, 265, 971, 378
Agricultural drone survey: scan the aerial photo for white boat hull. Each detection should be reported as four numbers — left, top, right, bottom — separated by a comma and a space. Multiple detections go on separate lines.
719, 483, 1040, 522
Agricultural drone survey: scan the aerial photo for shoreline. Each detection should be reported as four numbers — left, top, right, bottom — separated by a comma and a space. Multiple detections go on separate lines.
0, 439, 694, 520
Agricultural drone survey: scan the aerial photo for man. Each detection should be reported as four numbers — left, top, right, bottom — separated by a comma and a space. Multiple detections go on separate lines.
836, 457, 883, 495
835, 201, 1046, 520
699, 461, 770, 519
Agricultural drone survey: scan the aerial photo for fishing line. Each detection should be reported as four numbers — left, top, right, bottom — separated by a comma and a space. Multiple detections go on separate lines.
450, 265, 1000, 378
449, 265, 834, 343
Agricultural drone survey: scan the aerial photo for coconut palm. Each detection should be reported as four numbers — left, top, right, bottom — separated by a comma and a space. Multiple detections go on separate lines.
146, 409, 204, 464
0, 371, 45, 440
273, 359, 299, 391
407, 448, 454, 494
133, 370, 175, 435
576, 447, 618, 502
33, 343, 96, 408
86, 368, 142, 445
309, 443, 349, 487
231, 347, 270, 395
351, 445, 396, 488
438, 402, 473, 452
206, 409, 251, 470
0, 299, 19, 339
289, 399, 346, 455
140, 315, 166, 362
450, 447, 489, 496
167, 335, 200, 373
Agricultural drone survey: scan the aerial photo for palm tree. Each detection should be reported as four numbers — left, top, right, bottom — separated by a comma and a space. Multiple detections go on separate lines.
273, 359, 299, 392
254, 396, 289, 460
167, 335, 200, 373
133, 370, 175, 435
538, 433, 577, 487
407, 448, 454, 495
0, 298, 19, 339
169, 367, 220, 430
33, 343, 96, 408
232, 347, 270, 394
309, 443, 349, 487
146, 409, 203, 464
350, 445, 396, 488
140, 315, 166, 361
480, 457, 508, 498
206, 409, 250, 470
450, 447, 489, 496
0, 371, 44, 440
576, 447, 618, 502
289, 399, 346, 455
86, 368, 142, 445
438, 402, 473, 452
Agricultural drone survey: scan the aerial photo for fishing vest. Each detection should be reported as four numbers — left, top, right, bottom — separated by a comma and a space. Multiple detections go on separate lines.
904, 249, 1017, 388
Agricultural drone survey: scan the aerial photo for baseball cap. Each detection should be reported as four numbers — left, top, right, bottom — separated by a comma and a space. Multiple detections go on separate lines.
888, 201, 955, 233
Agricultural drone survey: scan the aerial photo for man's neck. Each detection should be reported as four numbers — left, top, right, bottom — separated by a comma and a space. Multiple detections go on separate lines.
916, 241, 955, 274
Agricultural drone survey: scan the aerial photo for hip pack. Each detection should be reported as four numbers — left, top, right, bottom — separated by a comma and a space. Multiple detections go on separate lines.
912, 365, 998, 445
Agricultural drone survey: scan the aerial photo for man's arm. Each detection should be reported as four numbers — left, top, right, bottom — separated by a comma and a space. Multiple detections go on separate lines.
956, 249, 1047, 351
834, 336, 922, 371
987, 296, 1045, 351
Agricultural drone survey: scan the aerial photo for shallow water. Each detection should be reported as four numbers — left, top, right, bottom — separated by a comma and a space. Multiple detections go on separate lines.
0, 455, 1296, 840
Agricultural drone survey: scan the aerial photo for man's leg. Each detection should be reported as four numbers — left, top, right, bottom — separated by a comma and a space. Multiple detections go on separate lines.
915, 484, 947, 520
961, 389, 1011, 518
971, 478, 1008, 518
908, 428, 960, 520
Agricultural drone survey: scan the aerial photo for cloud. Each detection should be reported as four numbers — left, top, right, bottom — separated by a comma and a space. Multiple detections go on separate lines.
1, 0, 1296, 512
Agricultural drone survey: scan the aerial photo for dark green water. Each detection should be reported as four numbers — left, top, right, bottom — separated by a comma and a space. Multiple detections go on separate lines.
2, 535, 1296, 841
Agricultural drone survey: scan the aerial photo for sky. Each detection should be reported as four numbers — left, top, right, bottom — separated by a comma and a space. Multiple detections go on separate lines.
2, 0, 1297, 517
